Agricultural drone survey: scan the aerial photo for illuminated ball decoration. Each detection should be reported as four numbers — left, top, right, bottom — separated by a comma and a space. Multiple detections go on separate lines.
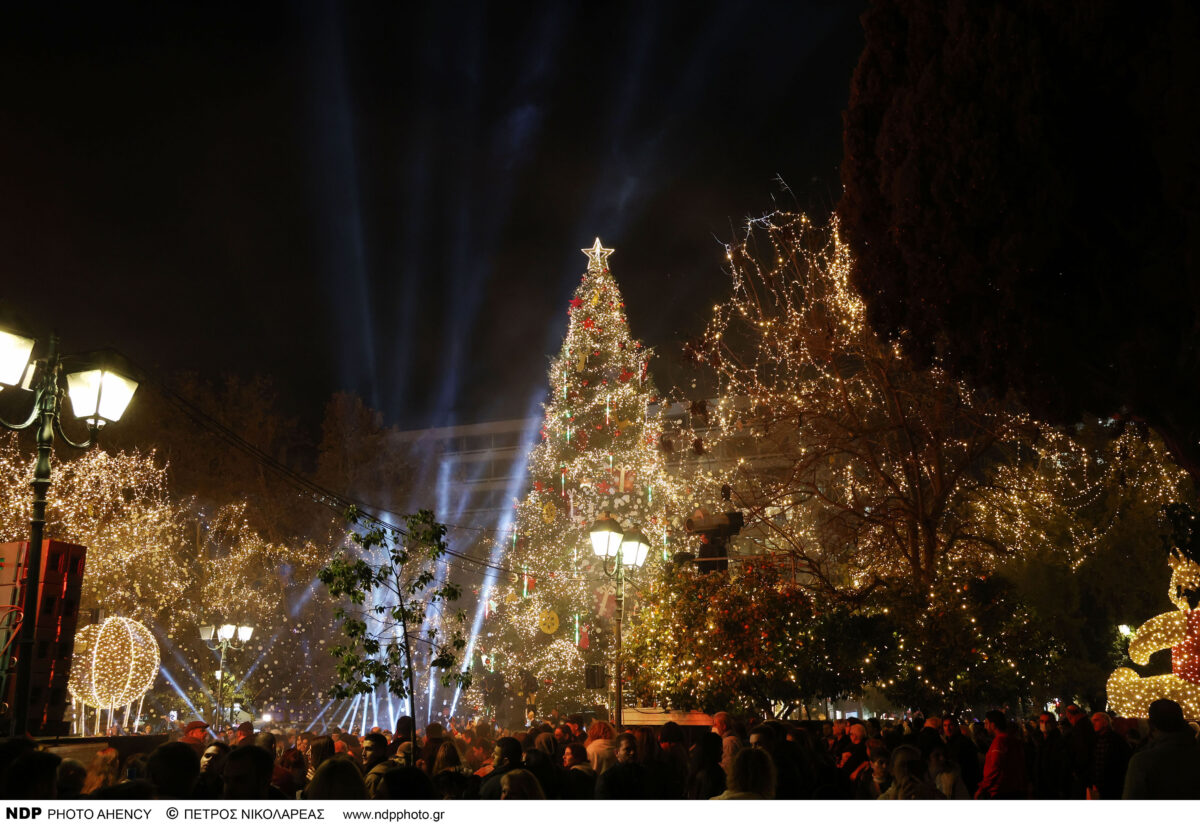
68, 616, 160, 710
1108, 552, 1200, 719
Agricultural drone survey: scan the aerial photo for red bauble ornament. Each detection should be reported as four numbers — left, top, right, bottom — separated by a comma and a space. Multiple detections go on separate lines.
569, 298, 582, 309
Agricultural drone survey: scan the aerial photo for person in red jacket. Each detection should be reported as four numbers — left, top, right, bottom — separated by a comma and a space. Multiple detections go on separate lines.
975, 710, 1028, 799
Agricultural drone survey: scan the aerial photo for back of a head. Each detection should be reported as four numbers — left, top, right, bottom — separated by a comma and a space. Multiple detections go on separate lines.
501, 768, 546, 799
495, 737, 523, 768
1148, 698, 1188, 733
3, 750, 61, 799
380, 764, 437, 799
712, 712, 731, 733
254, 731, 277, 756
307, 756, 367, 800
632, 726, 659, 762
222, 744, 274, 799
985, 710, 1008, 732
309, 736, 336, 770
425, 723, 445, 741
56, 758, 87, 798
866, 739, 889, 762
523, 748, 551, 773
588, 720, 615, 742
729, 747, 776, 799
889, 745, 924, 784
566, 743, 588, 766
146, 741, 199, 799
432, 769, 474, 799
432, 740, 462, 776
660, 721, 685, 745
696, 731, 724, 766
533, 730, 557, 758
420, 736, 446, 770
83, 746, 121, 793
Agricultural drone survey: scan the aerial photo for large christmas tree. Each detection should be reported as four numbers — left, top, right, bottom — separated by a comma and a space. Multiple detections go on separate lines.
480, 239, 683, 715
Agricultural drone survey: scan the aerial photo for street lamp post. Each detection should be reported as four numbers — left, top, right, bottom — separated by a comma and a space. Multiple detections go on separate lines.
588, 512, 648, 728
0, 317, 138, 737
199, 623, 254, 730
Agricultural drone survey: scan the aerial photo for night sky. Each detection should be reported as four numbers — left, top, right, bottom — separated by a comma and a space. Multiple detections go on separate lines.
0, 2, 864, 431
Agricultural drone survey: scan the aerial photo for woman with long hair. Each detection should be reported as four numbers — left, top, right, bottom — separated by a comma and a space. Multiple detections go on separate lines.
585, 721, 616, 775
711, 747, 777, 800
305, 756, 367, 800
431, 741, 467, 777
686, 732, 726, 800
500, 768, 545, 799
306, 736, 336, 782
82, 747, 120, 794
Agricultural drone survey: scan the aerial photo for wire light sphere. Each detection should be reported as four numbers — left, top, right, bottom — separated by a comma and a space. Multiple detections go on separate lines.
68, 616, 160, 711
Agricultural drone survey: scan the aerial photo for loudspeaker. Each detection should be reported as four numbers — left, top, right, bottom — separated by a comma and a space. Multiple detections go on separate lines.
0, 540, 87, 737
585, 665, 607, 689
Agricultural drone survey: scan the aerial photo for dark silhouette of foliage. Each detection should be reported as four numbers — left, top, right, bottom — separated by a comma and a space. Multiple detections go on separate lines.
839, 0, 1200, 480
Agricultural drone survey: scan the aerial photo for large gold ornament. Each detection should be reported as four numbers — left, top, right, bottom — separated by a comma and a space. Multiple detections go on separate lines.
1108, 551, 1200, 718
539, 609, 560, 635
68, 616, 160, 711
542, 501, 557, 524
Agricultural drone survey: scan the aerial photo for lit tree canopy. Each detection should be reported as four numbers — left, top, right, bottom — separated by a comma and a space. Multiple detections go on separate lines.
0, 434, 188, 618
663, 211, 1186, 712
0, 434, 343, 727
626, 561, 891, 717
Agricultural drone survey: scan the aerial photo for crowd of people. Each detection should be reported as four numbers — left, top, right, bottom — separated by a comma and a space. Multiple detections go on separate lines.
1, 697, 1197, 800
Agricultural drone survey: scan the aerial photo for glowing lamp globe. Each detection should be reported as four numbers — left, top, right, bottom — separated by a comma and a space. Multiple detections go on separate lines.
589, 513, 624, 559
237, 625, 254, 642
218, 624, 236, 641
619, 526, 650, 569
68, 616, 160, 711
64, 351, 138, 426
0, 327, 35, 388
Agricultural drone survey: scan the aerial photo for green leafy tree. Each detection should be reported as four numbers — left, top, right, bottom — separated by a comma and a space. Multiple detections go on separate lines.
626, 562, 891, 717
319, 508, 470, 747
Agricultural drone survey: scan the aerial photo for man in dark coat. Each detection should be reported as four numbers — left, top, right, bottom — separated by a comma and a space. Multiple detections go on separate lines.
1122, 698, 1200, 799
479, 737, 522, 800
561, 743, 595, 800
234, 721, 255, 748
1030, 712, 1068, 799
942, 716, 981, 794
1062, 703, 1095, 798
1088, 712, 1130, 799
595, 733, 648, 799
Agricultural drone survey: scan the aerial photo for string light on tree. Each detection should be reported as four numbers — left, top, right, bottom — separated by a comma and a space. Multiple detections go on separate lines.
477, 237, 686, 714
